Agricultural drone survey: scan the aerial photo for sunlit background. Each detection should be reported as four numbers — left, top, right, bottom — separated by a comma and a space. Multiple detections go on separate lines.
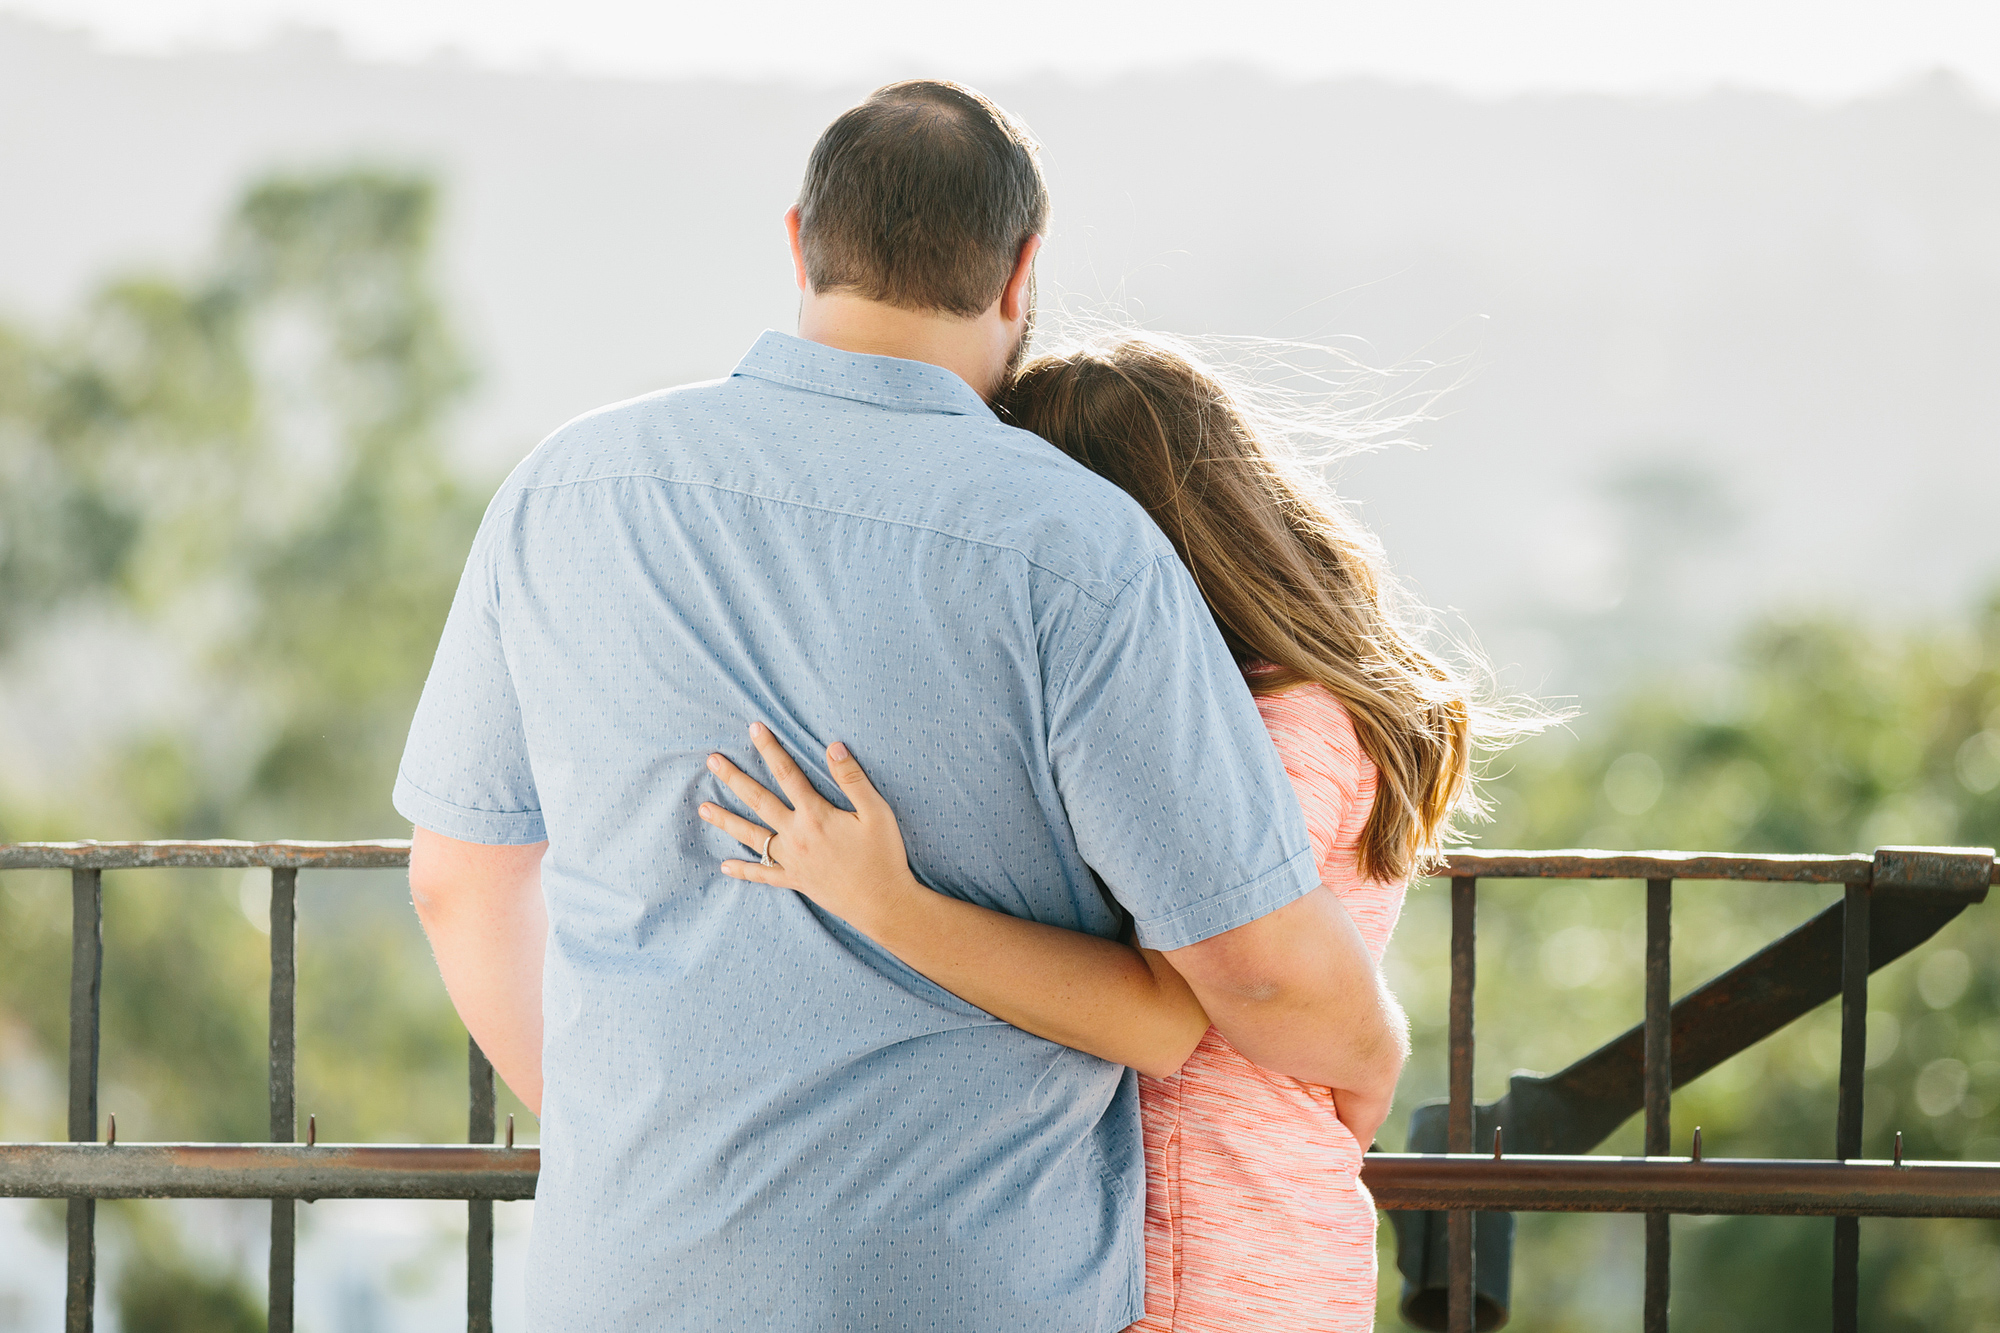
2, 2, 1998, 1330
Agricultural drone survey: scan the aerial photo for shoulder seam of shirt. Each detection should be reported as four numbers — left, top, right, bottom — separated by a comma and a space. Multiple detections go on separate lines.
500, 470, 1158, 609
1043, 550, 1190, 709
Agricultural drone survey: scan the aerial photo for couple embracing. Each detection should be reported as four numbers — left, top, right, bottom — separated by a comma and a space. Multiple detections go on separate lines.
398, 79, 1494, 1332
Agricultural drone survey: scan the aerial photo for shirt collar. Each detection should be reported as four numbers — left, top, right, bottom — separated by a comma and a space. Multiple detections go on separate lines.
730, 330, 997, 420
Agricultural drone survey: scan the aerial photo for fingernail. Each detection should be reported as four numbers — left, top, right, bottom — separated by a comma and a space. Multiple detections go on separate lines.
698, 804, 713, 818
707, 755, 721, 771
829, 742, 850, 761
751, 721, 769, 737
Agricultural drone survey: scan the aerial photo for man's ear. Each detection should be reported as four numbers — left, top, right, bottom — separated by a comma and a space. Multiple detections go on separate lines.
998, 234, 1043, 323
784, 205, 811, 293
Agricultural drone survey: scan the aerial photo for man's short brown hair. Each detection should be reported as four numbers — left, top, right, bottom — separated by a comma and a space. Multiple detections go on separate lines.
797, 81, 1048, 319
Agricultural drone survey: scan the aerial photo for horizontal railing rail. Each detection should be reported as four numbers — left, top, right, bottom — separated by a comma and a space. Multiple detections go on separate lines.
9, 1142, 1998, 1217
1365, 1154, 2000, 1218
2, 840, 1994, 1333
0, 1144, 539, 1200
10, 840, 1999, 882
0, 840, 414, 870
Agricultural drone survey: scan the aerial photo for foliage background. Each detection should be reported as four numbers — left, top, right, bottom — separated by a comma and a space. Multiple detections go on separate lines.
1, 168, 1997, 1329
1375, 603, 2000, 1330
0, 168, 530, 1326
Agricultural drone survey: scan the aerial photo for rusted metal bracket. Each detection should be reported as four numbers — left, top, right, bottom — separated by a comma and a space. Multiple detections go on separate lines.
1870, 845, 1994, 899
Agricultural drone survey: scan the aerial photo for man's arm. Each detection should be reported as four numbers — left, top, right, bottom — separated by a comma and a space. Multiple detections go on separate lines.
1164, 885, 1408, 1146
408, 827, 549, 1115
1044, 554, 1405, 1137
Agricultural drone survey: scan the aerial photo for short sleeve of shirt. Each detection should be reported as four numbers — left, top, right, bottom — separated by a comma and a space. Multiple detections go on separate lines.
392, 518, 546, 845
1047, 556, 1319, 951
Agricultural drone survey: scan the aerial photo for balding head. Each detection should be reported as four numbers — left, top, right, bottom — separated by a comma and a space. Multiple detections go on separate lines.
797, 81, 1049, 319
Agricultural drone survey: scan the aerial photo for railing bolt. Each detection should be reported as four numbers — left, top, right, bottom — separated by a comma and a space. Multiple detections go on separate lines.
506, 1114, 515, 1150
1692, 1127, 1703, 1163
307, 1114, 316, 1148
1894, 1131, 1904, 1167
105, 1113, 114, 1147
1493, 1126, 1503, 1159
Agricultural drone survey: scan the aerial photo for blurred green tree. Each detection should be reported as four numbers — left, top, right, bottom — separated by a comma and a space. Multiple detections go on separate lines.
0, 167, 507, 1322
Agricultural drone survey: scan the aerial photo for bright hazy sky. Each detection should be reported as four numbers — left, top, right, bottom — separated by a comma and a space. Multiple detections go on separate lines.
8, 0, 1998, 100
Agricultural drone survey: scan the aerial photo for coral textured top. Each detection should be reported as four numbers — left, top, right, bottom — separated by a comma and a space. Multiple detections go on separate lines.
1130, 682, 1407, 1333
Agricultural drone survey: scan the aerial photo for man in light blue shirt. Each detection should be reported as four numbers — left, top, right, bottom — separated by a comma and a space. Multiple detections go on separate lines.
400, 80, 1402, 1331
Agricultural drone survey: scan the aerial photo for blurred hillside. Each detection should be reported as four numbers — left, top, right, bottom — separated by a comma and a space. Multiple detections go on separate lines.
2, 13, 1997, 705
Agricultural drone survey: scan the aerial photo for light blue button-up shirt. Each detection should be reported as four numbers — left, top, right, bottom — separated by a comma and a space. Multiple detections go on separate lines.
394, 331, 1319, 1331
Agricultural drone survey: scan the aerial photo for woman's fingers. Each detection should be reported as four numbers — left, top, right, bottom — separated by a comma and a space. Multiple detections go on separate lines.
825, 741, 891, 816
720, 858, 797, 890
749, 722, 824, 811
697, 801, 776, 857
698, 802, 799, 888
706, 751, 793, 827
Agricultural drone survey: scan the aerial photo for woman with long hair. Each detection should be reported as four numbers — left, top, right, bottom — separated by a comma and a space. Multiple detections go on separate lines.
699, 333, 1529, 1330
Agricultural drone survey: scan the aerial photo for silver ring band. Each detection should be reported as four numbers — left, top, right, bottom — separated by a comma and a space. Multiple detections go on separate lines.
761, 832, 779, 868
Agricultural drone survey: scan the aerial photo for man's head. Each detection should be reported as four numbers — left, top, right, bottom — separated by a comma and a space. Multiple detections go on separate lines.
798, 80, 1047, 316
787, 81, 1047, 397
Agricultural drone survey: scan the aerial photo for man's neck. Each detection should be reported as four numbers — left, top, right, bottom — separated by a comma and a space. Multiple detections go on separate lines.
796, 292, 1009, 401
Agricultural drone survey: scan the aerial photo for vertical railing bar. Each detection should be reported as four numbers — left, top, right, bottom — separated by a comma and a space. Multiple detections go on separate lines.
1644, 877, 1672, 1333
66, 867, 103, 1333
468, 1036, 496, 1333
1447, 875, 1477, 1333
1832, 879, 1869, 1332
268, 867, 298, 1333
65, 870, 103, 1142
1642, 878, 1673, 1153
1835, 881, 1869, 1156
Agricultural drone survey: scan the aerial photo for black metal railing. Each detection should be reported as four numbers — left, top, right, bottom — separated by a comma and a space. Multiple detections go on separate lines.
1375, 846, 2000, 1332
0, 841, 533, 1333
1, 841, 1996, 1332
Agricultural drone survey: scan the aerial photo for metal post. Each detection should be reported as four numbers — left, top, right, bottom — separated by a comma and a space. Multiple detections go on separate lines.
269, 867, 298, 1333
1833, 880, 1869, 1331
66, 868, 103, 1333
1448, 876, 1477, 1333
469, 1037, 496, 1333
1644, 878, 1672, 1332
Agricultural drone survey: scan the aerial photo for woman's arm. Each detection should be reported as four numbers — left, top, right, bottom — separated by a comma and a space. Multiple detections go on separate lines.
701, 724, 1211, 1079
869, 897, 1208, 1080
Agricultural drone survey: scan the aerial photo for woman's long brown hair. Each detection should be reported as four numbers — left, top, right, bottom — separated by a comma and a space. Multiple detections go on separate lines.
999, 334, 1510, 883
